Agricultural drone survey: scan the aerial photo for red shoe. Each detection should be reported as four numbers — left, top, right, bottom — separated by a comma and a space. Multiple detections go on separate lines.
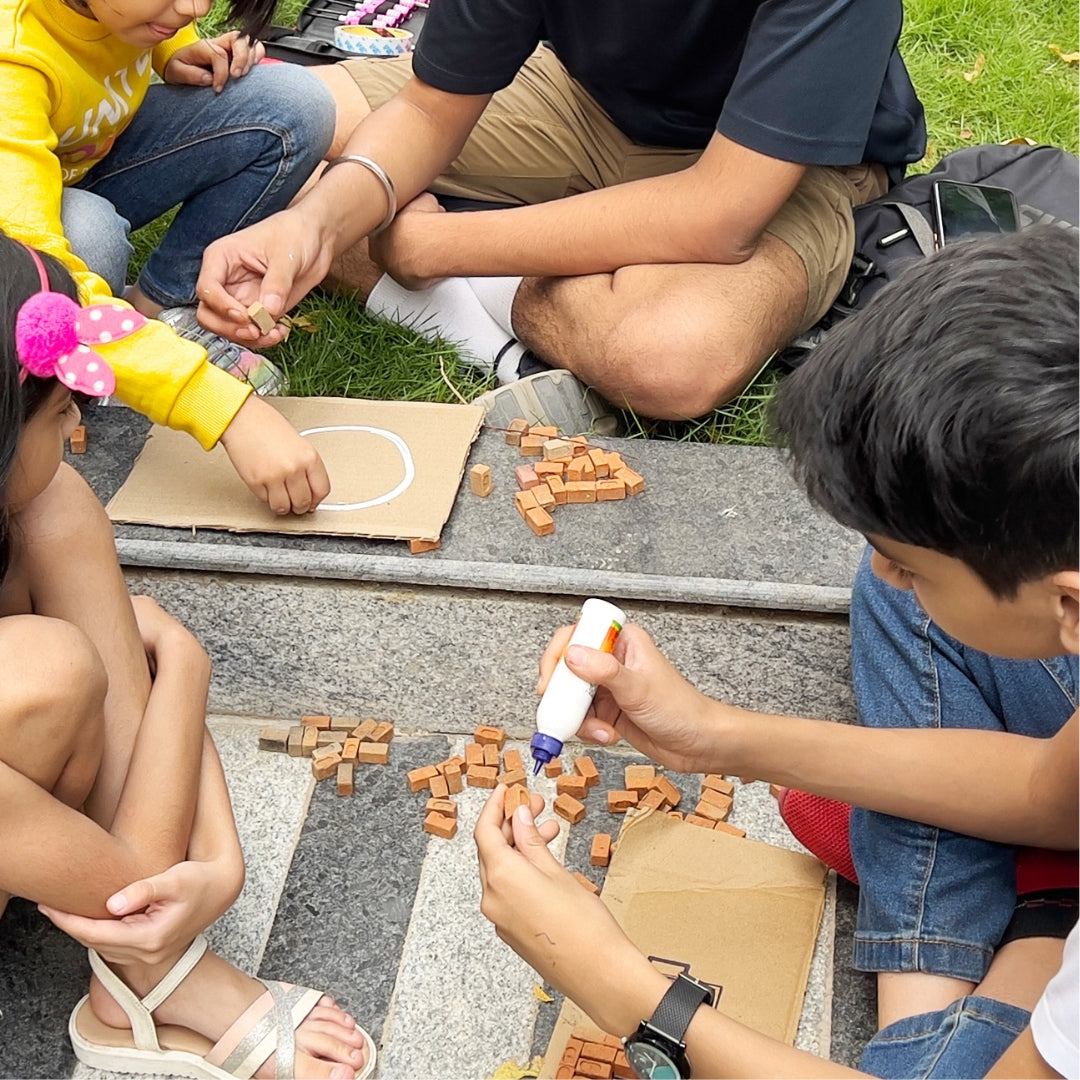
776, 788, 859, 884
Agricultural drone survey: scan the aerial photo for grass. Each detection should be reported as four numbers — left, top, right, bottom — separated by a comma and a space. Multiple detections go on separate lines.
143, 0, 1077, 445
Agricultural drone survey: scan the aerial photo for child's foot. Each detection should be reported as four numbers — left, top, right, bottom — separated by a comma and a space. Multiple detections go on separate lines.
158, 306, 288, 396
775, 788, 859, 884
85, 940, 372, 1078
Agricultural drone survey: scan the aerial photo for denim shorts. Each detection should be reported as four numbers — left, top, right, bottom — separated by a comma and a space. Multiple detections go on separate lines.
848, 547, 1078, 982
859, 995, 1031, 1079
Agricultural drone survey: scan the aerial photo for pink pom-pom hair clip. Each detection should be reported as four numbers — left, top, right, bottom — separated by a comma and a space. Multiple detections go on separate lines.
13, 244, 145, 398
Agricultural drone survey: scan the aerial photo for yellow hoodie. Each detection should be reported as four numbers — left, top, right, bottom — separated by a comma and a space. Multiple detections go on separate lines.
0, 0, 251, 449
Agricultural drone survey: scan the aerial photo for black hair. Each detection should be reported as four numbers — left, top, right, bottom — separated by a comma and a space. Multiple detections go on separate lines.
226, 0, 280, 43
0, 232, 76, 581
771, 225, 1079, 597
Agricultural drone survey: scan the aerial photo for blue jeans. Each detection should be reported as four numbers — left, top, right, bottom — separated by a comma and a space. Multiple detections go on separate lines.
848, 546, 1077, 1074
71, 63, 334, 306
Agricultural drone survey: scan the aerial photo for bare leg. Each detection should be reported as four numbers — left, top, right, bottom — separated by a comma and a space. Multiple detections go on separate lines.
512, 232, 807, 416
877, 972, 976, 1031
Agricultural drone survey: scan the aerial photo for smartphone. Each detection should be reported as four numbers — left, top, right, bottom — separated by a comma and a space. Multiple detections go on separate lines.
931, 179, 1020, 249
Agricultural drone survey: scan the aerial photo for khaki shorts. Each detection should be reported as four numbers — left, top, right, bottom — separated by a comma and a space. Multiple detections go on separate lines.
342, 45, 889, 329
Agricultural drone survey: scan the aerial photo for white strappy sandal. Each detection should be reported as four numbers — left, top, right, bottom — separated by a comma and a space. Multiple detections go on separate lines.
68, 934, 377, 1079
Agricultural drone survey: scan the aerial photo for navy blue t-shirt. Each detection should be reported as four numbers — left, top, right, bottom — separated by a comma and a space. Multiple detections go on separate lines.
412, 0, 927, 178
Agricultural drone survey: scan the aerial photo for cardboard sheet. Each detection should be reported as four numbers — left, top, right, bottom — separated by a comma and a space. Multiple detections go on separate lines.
541, 810, 827, 1075
106, 397, 485, 540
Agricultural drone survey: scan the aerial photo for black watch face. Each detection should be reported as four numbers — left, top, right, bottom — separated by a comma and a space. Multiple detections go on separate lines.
625, 1039, 681, 1079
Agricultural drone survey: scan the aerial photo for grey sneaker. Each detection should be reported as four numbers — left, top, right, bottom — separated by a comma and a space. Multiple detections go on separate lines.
474, 369, 621, 437
158, 306, 287, 396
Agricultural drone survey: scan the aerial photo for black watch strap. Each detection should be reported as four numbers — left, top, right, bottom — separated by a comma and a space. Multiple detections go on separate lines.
649, 973, 714, 1044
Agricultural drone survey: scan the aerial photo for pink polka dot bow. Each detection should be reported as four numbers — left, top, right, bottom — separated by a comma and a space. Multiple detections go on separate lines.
15, 293, 142, 398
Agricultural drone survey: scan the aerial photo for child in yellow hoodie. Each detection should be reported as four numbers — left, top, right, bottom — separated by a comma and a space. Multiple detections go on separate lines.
1, 0, 336, 513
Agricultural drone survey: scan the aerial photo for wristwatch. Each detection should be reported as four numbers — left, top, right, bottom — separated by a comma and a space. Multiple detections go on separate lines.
624, 973, 715, 1079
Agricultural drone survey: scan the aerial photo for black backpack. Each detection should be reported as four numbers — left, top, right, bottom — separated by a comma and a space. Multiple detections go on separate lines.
777, 142, 1080, 369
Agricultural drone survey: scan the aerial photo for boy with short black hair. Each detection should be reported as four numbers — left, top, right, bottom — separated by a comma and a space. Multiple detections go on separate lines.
474, 226, 1078, 1078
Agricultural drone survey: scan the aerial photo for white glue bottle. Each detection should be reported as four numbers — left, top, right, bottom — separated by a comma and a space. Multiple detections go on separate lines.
531, 598, 627, 774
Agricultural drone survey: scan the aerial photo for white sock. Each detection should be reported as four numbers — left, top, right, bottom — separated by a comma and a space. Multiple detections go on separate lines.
466, 276, 524, 339
366, 274, 524, 376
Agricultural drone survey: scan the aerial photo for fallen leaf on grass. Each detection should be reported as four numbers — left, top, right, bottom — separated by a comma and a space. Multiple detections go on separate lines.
533, 984, 554, 1002
963, 53, 986, 81
1048, 43, 1079, 65
282, 313, 319, 334
958, 129, 975, 140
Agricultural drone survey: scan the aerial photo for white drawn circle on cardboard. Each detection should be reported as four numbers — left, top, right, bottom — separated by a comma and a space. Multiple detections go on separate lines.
299, 425, 415, 511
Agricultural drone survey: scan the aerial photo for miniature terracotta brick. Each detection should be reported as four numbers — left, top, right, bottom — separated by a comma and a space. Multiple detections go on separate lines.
515, 464, 541, 490
469, 463, 493, 497
526, 506, 555, 536
555, 1067, 574, 1080
302, 714, 332, 729
534, 460, 565, 479
316, 730, 342, 747
614, 467, 645, 495
699, 788, 734, 813
572, 872, 600, 896
438, 754, 466, 773
529, 425, 559, 439
429, 774, 450, 800
557, 774, 589, 799
566, 458, 588, 482
505, 417, 529, 446
565, 481, 597, 504
590, 833, 612, 867
613, 1051, 635, 1079
467, 765, 499, 789
652, 775, 682, 808
587, 448, 610, 478
574, 755, 600, 788
693, 798, 732, 823
638, 788, 667, 812
475, 725, 507, 747
246, 300, 276, 335
286, 727, 304, 757
311, 753, 342, 781
702, 774, 736, 797
69, 424, 87, 454
565, 1037, 585, 1057
580, 1043, 617, 1065
519, 434, 546, 457
336, 762, 355, 797
685, 813, 716, 829
575, 1058, 612, 1079
464, 742, 485, 768
515, 490, 540, 521
423, 812, 458, 839
503, 782, 530, 820
544, 438, 575, 462
443, 761, 463, 794
554, 793, 586, 824
544, 756, 563, 777
351, 718, 378, 742
546, 474, 568, 505
624, 764, 656, 794
357, 741, 390, 764
712, 820, 747, 838
596, 478, 627, 501
533, 485, 557, 513
311, 742, 343, 763
607, 790, 638, 813
501, 748, 524, 773
301, 726, 318, 756
407, 765, 440, 792
408, 538, 441, 554
605, 452, 626, 474
426, 798, 458, 818
370, 721, 395, 744
483, 743, 501, 768
668, 811, 685, 821
258, 727, 290, 752
561, 1046, 580, 1069
497, 768, 527, 788
601, 1034, 624, 1050
329, 716, 357, 731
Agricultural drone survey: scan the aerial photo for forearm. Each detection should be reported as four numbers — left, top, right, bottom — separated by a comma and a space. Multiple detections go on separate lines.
187, 733, 244, 881
713, 705, 1078, 848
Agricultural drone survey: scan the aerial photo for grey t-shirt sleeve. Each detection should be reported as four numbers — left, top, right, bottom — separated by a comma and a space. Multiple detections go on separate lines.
411, 0, 543, 94
718, 0, 904, 165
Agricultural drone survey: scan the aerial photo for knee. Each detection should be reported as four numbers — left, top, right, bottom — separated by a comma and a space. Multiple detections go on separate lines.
258, 64, 336, 162
60, 188, 132, 295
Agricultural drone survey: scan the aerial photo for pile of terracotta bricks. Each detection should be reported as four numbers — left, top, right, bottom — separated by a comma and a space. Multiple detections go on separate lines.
606, 765, 746, 838
257, 714, 394, 797
558, 1027, 634, 1080
467, 419, 645, 537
